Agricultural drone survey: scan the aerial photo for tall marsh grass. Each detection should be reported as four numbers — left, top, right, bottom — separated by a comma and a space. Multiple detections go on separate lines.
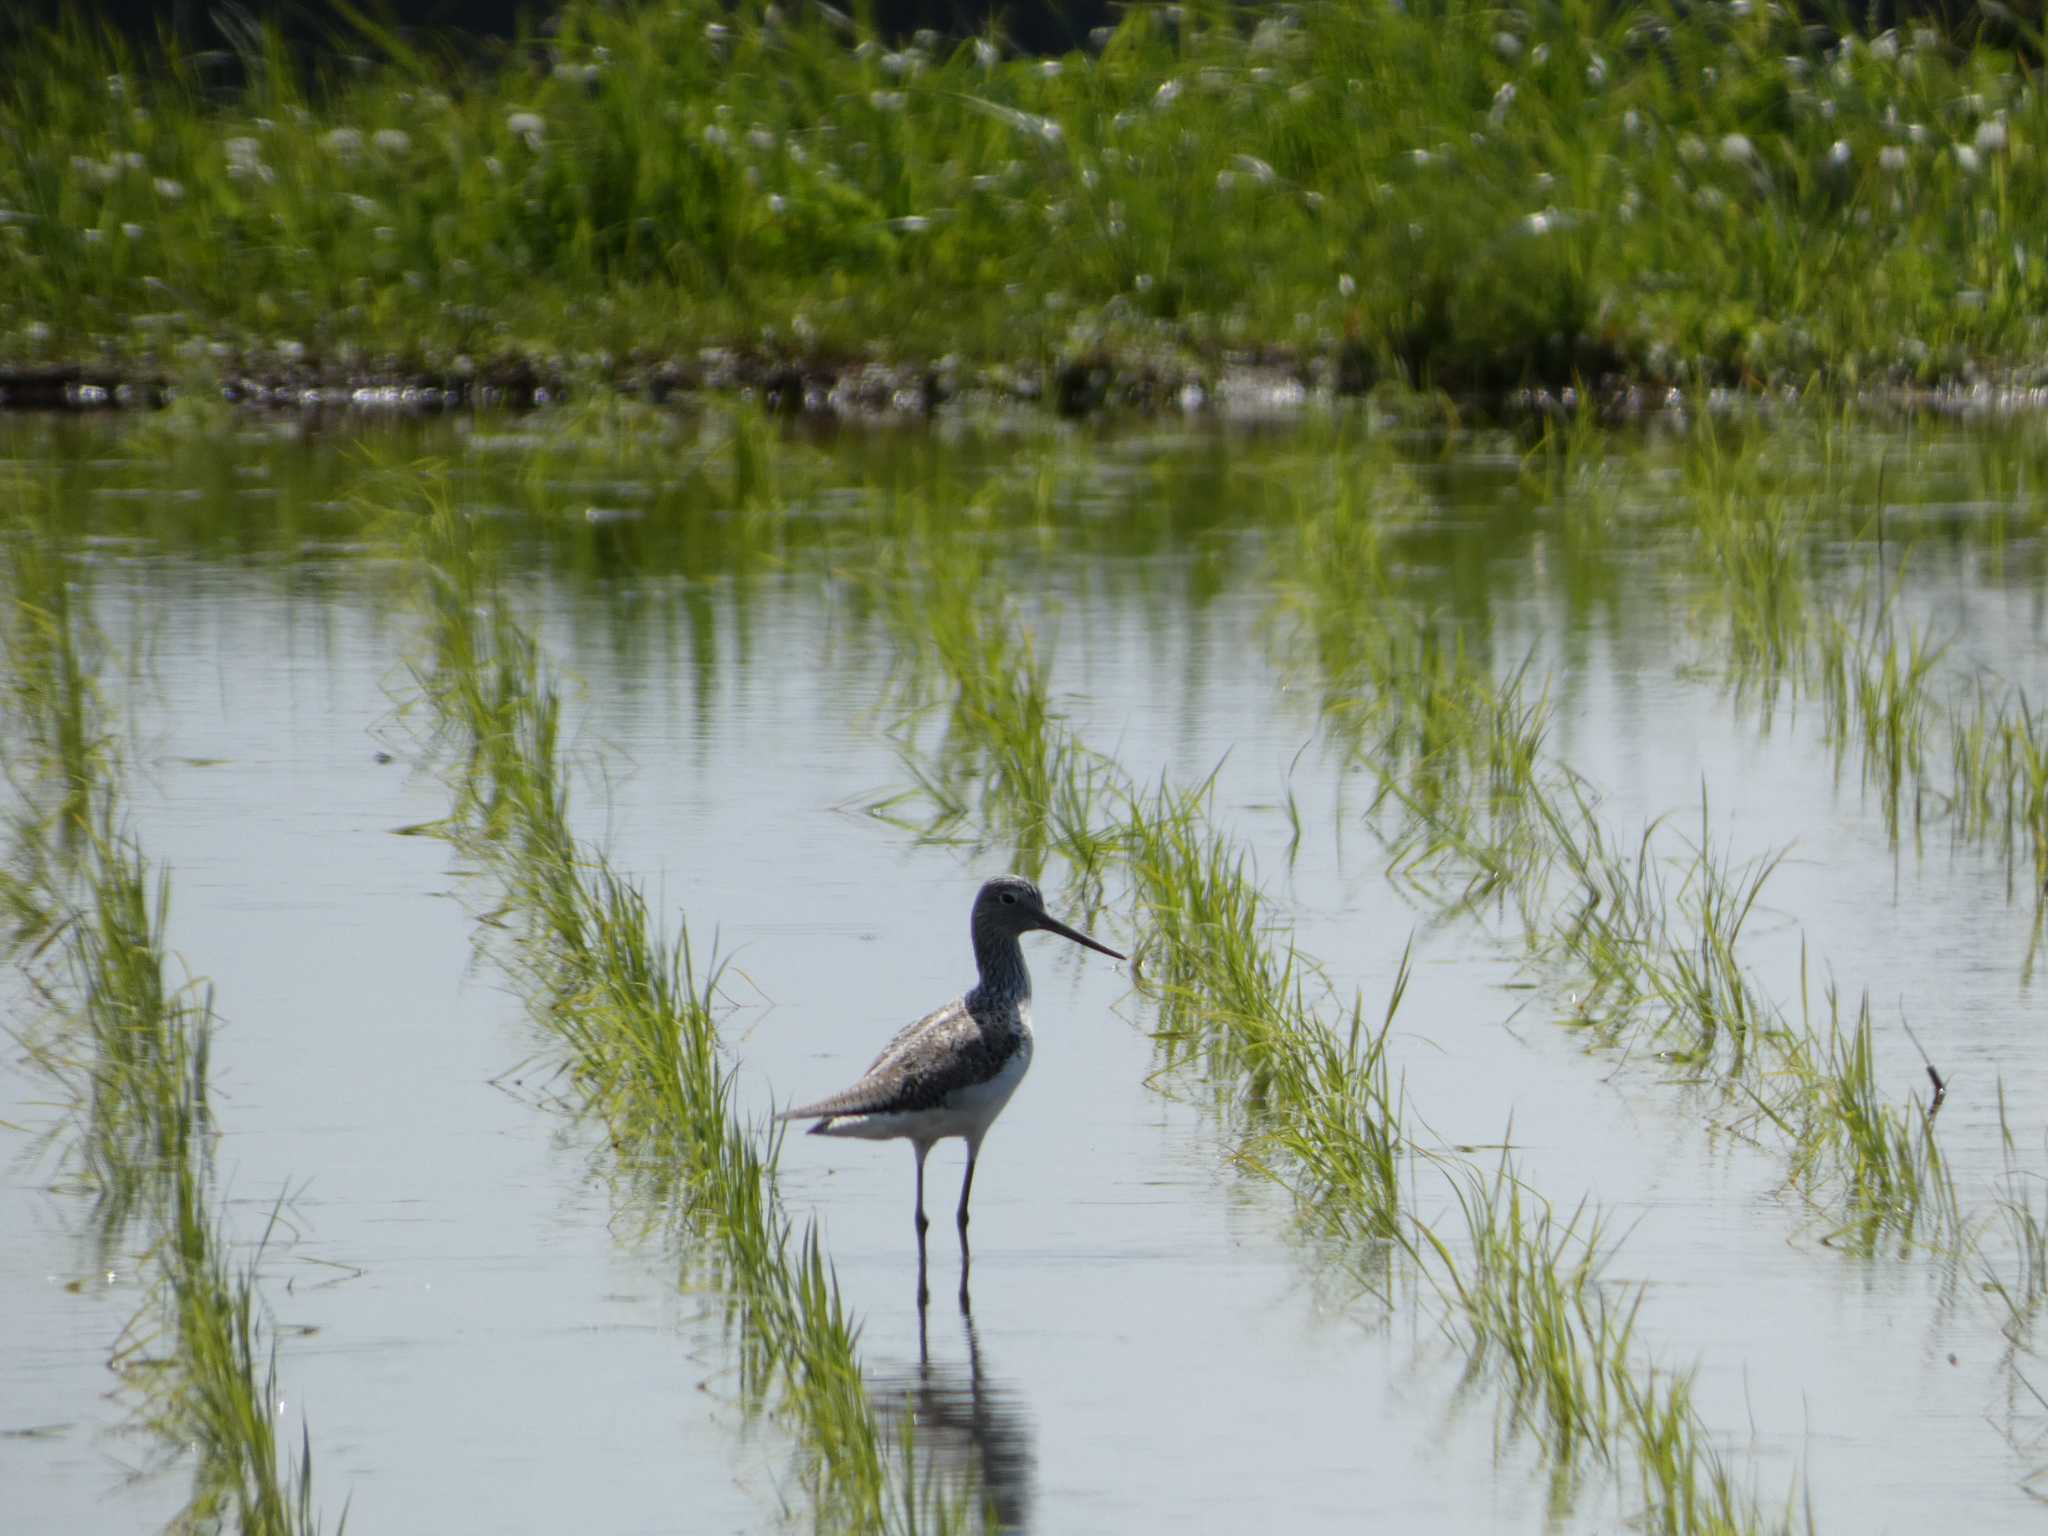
6, 3, 2048, 390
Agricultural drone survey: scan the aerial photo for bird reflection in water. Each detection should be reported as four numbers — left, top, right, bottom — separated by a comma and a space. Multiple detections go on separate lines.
868, 1289, 1035, 1531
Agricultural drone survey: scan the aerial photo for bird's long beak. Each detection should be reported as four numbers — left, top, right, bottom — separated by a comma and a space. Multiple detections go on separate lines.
1037, 912, 1126, 961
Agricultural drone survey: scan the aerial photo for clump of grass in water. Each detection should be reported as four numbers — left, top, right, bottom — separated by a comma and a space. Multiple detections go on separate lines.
1638, 417, 2048, 956
1947, 686, 2048, 912
1543, 794, 1788, 1078
1773, 980, 1959, 1255
869, 510, 1123, 897
1270, 461, 1965, 1253
0, 512, 332, 1533
1121, 772, 1407, 1245
1681, 430, 1823, 689
1985, 1086, 2048, 1344
1544, 785, 1963, 1251
1812, 599, 1943, 843
405, 490, 962, 1531
0, 488, 115, 939
133, 1162, 331, 1536
1579, 419, 2044, 890
60, 824, 210, 1238
1419, 1155, 1762, 1532
1269, 454, 1557, 917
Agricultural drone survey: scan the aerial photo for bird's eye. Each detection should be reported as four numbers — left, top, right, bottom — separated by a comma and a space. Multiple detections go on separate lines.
1001, 891, 1017, 904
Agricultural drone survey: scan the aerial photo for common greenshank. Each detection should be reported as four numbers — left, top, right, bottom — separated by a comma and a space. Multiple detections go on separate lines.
778, 874, 1124, 1300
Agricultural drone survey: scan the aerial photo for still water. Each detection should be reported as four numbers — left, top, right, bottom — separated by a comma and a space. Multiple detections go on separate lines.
3, 409, 2046, 1532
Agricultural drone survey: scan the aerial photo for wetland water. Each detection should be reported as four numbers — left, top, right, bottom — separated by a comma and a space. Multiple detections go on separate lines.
4, 408, 2048, 1532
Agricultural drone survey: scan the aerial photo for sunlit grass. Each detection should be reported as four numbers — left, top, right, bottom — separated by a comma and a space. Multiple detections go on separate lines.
0, 485, 113, 942
1780, 984, 1959, 1253
0, 500, 332, 1534
1643, 419, 2048, 887
1813, 600, 1943, 840
1269, 437, 1969, 1253
1274, 453, 1555, 913
6, 3, 2048, 393
1417, 1152, 1766, 1536
132, 1180, 332, 1536
870, 517, 1122, 891
1986, 1085, 2048, 1343
1123, 772, 1408, 1244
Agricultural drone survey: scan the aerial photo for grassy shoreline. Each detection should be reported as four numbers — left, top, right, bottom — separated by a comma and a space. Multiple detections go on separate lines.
7, 2, 2048, 410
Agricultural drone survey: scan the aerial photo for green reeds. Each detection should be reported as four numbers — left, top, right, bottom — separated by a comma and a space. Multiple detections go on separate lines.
0, 502, 331, 1534
405, 489, 956, 1531
64, 827, 210, 1238
10, 3, 2048, 392
1813, 601, 1943, 841
871, 521, 1120, 890
1418, 1154, 1761, 1536
1684, 441, 1818, 686
1947, 687, 2048, 902
1986, 1086, 2048, 1342
132, 1178, 328, 1536
0, 489, 112, 940
1274, 437, 1559, 917
1269, 438, 1969, 1254
1626, 418, 2048, 890
1780, 986, 1958, 1252
1122, 773, 1406, 1245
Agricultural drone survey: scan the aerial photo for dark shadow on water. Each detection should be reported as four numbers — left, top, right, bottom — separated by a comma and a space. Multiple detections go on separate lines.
868, 1286, 1036, 1532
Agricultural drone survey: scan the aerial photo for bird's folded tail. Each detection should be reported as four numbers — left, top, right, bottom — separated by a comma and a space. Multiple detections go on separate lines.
776, 1086, 894, 1126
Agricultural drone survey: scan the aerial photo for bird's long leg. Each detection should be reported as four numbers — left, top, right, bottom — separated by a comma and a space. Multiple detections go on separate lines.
956, 1139, 979, 1305
913, 1140, 933, 1308
957, 1139, 979, 1233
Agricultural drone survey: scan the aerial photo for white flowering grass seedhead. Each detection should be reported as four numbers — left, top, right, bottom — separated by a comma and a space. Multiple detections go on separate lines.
5, 0, 2048, 393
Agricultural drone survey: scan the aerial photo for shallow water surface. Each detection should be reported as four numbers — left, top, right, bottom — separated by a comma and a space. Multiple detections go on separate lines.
4, 411, 2048, 1532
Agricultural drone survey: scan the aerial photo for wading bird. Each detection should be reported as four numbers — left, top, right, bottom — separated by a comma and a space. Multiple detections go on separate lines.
778, 874, 1124, 1302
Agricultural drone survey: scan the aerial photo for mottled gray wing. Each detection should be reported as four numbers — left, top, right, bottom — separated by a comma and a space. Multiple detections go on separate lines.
863, 997, 968, 1074
779, 996, 999, 1120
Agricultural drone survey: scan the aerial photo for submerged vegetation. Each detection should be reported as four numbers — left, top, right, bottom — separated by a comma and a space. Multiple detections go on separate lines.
0, 491, 332, 1534
6, 2, 2048, 399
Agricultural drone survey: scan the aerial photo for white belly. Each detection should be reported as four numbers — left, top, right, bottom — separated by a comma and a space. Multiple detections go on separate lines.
943, 1031, 1033, 1138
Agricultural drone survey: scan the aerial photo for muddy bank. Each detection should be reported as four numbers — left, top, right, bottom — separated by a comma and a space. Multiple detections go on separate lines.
8, 346, 2048, 425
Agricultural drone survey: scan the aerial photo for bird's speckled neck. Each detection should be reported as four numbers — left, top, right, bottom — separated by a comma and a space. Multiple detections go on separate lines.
969, 907, 1032, 1008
